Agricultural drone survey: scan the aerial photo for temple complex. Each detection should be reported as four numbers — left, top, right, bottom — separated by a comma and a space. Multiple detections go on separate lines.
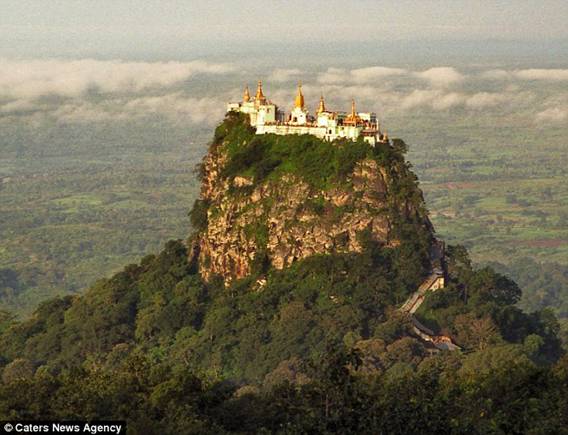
227, 81, 389, 146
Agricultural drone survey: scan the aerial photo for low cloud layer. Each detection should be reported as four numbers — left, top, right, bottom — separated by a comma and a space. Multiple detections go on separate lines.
483, 68, 568, 81
269, 68, 303, 83
317, 66, 464, 87
0, 58, 235, 125
318, 66, 407, 84
51, 94, 225, 124
306, 85, 531, 114
414, 67, 464, 87
0, 58, 235, 100
1, 59, 567, 127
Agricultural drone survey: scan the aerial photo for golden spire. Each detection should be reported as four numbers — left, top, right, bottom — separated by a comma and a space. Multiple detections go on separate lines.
294, 81, 305, 109
346, 98, 359, 124
243, 85, 251, 102
317, 93, 326, 113
255, 80, 266, 104
383, 129, 389, 141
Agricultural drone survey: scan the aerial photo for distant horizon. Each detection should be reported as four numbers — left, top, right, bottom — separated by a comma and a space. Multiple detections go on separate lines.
3, 39, 568, 70
2, 0, 568, 61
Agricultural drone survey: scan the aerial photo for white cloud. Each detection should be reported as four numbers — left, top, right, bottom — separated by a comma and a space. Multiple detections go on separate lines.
414, 67, 464, 87
350, 66, 407, 82
433, 92, 464, 110
124, 93, 225, 124
398, 88, 535, 112
481, 68, 568, 82
269, 68, 303, 82
49, 93, 225, 125
269, 81, 529, 115
514, 69, 568, 81
0, 58, 235, 100
398, 89, 469, 110
318, 66, 465, 88
0, 58, 235, 125
465, 92, 509, 109
317, 68, 350, 84
0, 92, 226, 125
399, 89, 439, 109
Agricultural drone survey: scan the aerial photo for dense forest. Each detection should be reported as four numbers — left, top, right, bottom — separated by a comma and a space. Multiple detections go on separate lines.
1, 115, 567, 433
0, 240, 566, 433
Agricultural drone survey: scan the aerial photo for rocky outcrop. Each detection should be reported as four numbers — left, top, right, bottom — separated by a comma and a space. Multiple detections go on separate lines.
194, 136, 432, 285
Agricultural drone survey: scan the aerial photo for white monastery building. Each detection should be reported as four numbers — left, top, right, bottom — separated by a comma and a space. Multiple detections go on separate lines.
227, 81, 389, 146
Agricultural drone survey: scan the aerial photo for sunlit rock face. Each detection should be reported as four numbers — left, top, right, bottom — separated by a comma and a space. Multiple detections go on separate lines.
192, 116, 433, 286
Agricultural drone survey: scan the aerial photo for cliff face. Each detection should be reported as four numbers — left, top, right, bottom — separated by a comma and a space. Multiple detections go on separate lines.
193, 113, 433, 285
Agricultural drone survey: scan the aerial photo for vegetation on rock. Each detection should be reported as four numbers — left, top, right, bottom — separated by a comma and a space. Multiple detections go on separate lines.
197, 112, 432, 284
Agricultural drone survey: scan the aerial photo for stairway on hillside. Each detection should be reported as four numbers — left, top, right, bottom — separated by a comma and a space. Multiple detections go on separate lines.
400, 240, 460, 351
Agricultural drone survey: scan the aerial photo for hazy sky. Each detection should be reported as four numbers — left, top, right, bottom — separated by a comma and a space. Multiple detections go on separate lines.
2, 0, 568, 58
